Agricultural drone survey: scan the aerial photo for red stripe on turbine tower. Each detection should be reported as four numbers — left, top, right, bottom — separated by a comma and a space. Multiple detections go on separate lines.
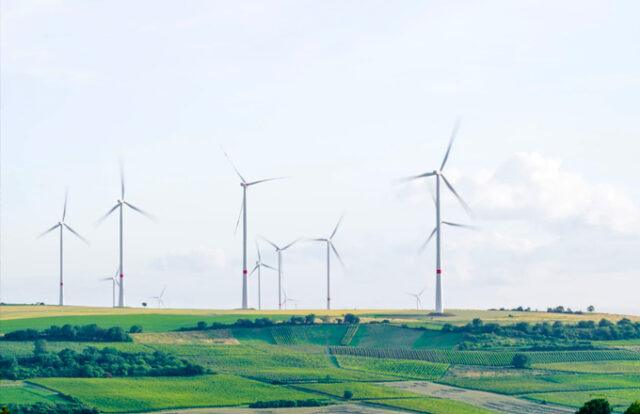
436, 269, 442, 274
243, 269, 248, 274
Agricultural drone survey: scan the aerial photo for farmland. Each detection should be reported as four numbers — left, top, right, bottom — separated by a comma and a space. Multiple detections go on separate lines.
2, 306, 640, 413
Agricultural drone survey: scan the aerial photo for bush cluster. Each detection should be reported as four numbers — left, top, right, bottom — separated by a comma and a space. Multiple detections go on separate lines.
2, 324, 133, 342
0, 345, 206, 379
443, 318, 640, 341
249, 399, 328, 408
180, 313, 360, 331
1, 402, 98, 414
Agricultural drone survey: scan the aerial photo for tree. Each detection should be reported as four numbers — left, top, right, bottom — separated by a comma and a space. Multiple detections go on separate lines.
33, 339, 48, 355
196, 321, 208, 330
577, 399, 612, 414
587, 305, 595, 313
343, 390, 353, 400
625, 401, 640, 414
129, 325, 143, 333
343, 314, 360, 324
511, 353, 531, 369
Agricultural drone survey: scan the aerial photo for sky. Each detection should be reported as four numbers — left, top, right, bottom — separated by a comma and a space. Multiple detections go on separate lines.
1, 0, 639, 314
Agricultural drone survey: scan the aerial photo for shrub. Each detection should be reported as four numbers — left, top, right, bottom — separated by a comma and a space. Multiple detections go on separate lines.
129, 325, 143, 333
625, 401, 640, 414
343, 314, 360, 324
343, 390, 353, 400
512, 353, 531, 369
577, 399, 612, 414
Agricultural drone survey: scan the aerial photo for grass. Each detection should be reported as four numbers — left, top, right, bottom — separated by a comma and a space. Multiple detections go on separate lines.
32, 374, 318, 412
0, 381, 69, 405
524, 388, 640, 412
533, 360, 640, 374
297, 382, 417, 400
370, 397, 498, 414
335, 355, 450, 380
441, 370, 640, 395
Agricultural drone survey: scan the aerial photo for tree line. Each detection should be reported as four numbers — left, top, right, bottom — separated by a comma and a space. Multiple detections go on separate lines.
178, 313, 361, 331
2, 324, 142, 342
0, 343, 206, 379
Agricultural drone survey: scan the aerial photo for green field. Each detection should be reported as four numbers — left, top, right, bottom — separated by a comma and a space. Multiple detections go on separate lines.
0, 381, 69, 405
32, 375, 318, 412
2, 305, 639, 414
525, 388, 640, 412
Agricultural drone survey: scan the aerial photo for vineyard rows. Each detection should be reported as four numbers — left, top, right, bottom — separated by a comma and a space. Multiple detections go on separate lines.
340, 324, 360, 346
329, 346, 640, 366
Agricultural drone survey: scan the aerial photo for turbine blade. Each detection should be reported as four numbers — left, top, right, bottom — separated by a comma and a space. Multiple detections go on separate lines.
442, 221, 476, 230
249, 264, 259, 276
329, 214, 344, 239
401, 171, 437, 182
330, 243, 345, 267
160, 285, 167, 298
440, 118, 461, 171
255, 239, 261, 260
419, 286, 427, 296
246, 177, 285, 186
441, 174, 473, 216
120, 160, 125, 199
261, 237, 279, 250
124, 201, 156, 221
262, 263, 277, 271
99, 277, 113, 281
234, 199, 244, 234
38, 223, 60, 238
282, 238, 301, 251
64, 224, 89, 244
221, 148, 246, 183
96, 204, 119, 226
419, 228, 437, 253
62, 189, 68, 221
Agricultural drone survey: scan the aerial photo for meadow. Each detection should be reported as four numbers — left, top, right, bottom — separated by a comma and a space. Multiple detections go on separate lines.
2, 305, 639, 414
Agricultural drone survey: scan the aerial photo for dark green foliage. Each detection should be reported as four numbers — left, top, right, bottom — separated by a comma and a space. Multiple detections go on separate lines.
3, 324, 131, 342
343, 314, 360, 324
249, 399, 328, 408
547, 305, 583, 315
512, 353, 531, 368
128, 325, 143, 333
625, 401, 640, 414
576, 398, 612, 414
179, 316, 320, 331
2, 402, 98, 414
0, 346, 206, 379
343, 390, 353, 400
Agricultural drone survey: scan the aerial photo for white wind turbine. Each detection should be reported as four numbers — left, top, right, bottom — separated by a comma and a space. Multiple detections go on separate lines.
99, 268, 119, 308
406, 287, 426, 310
222, 149, 283, 310
309, 215, 345, 310
262, 237, 300, 310
39, 190, 89, 306
281, 289, 298, 310
249, 241, 276, 311
150, 286, 166, 308
405, 120, 472, 314
97, 164, 154, 308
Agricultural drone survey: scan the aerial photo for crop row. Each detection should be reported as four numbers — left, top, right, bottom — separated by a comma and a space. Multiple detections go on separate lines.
335, 355, 449, 380
329, 346, 640, 366
340, 324, 360, 346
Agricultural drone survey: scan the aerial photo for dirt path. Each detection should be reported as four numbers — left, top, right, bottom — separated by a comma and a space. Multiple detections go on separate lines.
382, 381, 574, 414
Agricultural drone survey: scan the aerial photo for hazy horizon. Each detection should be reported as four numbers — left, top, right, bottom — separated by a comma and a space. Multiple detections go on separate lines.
2, 1, 639, 315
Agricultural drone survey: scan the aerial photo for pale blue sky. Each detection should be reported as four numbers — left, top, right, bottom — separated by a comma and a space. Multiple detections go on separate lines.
2, 1, 639, 313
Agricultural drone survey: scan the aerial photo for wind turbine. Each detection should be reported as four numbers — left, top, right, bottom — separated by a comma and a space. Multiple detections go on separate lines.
309, 215, 345, 310
222, 149, 283, 310
406, 287, 426, 310
281, 289, 298, 310
249, 240, 276, 311
262, 237, 300, 310
99, 268, 119, 308
97, 164, 154, 308
150, 286, 166, 308
405, 120, 472, 314
39, 190, 89, 306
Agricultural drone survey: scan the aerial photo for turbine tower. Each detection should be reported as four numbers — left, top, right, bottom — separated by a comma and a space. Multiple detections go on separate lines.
310, 215, 345, 310
98, 164, 154, 308
39, 190, 89, 306
406, 287, 426, 310
262, 238, 300, 310
405, 120, 472, 314
222, 149, 283, 310
249, 240, 276, 310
